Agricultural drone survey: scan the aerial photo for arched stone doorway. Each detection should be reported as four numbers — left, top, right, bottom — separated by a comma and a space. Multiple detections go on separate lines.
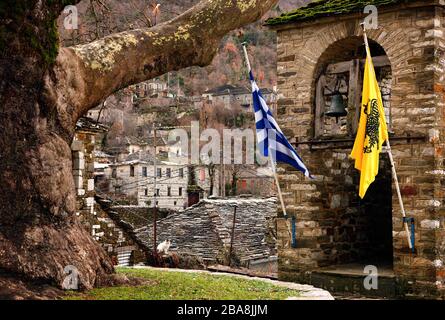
310, 37, 394, 271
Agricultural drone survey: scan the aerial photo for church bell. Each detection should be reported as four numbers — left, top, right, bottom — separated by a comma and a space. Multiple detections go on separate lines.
325, 92, 347, 122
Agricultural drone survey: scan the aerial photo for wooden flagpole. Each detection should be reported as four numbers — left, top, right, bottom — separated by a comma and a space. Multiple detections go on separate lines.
362, 26, 413, 250
241, 43, 288, 218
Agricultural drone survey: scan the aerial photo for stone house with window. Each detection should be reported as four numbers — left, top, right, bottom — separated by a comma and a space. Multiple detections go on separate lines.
203, 84, 277, 112
104, 153, 219, 210
236, 167, 276, 197
267, 0, 445, 298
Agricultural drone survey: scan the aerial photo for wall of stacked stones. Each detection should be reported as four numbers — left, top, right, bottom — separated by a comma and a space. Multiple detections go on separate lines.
274, 5, 445, 296
135, 198, 277, 265
72, 131, 96, 221
72, 134, 147, 265
432, 5, 445, 297
93, 202, 147, 265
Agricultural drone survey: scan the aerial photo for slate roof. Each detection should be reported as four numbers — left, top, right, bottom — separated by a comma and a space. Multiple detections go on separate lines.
134, 197, 278, 262
75, 117, 109, 133
266, 0, 418, 26
204, 84, 250, 96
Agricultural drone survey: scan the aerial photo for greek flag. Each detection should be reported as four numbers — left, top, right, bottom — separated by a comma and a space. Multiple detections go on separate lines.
250, 71, 311, 178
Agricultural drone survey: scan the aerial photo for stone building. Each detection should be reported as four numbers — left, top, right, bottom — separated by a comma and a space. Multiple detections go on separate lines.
236, 167, 276, 197
103, 152, 219, 209
203, 84, 277, 112
72, 117, 146, 266
135, 197, 277, 267
267, 0, 445, 298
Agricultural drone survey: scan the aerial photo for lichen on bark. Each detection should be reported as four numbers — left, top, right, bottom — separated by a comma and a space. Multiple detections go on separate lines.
73, 32, 139, 72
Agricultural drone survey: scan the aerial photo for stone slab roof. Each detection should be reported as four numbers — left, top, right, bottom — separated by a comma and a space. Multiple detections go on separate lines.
266, 0, 421, 26
75, 116, 109, 133
135, 197, 278, 263
204, 84, 250, 96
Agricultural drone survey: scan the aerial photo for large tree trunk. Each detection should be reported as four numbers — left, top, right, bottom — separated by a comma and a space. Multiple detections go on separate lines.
0, 0, 278, 292
0, 0, 114, 290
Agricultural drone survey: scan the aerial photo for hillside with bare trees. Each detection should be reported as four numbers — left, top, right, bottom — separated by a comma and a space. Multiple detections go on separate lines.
59, 0, 312, 94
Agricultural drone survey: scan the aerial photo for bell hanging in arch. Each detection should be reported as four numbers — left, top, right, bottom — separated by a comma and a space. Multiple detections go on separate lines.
325, 92, 347, 123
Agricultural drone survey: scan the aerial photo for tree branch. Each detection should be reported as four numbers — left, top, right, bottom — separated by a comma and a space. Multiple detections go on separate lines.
56, 0, 279, 122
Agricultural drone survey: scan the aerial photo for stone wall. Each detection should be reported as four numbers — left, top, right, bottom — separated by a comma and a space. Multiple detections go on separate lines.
272, 2, 445, 297
92, 198, 147, 265
72, 121, 147, 266
135, 197, 277, 265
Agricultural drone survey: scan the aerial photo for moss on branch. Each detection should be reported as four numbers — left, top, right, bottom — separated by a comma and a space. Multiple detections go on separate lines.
0, 0, 79, 65
265, 0, 410, 25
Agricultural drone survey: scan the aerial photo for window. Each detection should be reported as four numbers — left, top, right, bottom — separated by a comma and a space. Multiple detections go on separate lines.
167, 187, 171, 196
179, 187, 183, 196
174, 201, 177, 206
144, 188, 148, 196
200, 169, 205, 181
166, 168, 171, 178
142, 167, 147, 177
112, 168, 117, 178
157, 168, 162, 178
179, 168, 184, 178
130, 165, 135, 177
156, 188, 160, 196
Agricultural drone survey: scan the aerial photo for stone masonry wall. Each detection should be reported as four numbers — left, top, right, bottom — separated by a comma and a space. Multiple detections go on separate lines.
273, 3, 445, 297
72, 130, 146, 266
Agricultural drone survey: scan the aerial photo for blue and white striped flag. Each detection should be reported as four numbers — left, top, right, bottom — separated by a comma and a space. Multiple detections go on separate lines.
250, 71, 311, 178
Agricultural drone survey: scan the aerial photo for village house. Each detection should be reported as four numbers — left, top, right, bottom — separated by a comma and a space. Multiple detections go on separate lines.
71, 117, 147, 266
135, 197, 277, 269
103, 151, 219, 210
203, 84, 278, 113
236, 167, 276, 197
135, 79, 168, 98
267, 0, 445, 298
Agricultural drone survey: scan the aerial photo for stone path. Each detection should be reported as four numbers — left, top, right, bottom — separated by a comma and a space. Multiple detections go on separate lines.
132, 266, 334, 300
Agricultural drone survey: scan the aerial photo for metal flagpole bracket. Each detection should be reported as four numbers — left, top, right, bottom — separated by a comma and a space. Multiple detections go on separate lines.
291, 216, 297, 248
402, 217, 416, 253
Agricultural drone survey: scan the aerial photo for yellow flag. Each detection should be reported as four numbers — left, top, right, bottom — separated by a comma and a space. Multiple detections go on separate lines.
350, 44, 389, 199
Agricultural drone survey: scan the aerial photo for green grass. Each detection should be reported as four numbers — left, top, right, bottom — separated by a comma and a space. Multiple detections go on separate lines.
65, 267, 301, 300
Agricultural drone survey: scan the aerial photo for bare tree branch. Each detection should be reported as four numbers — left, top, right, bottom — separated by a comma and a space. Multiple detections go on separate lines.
55, 0, 279, 122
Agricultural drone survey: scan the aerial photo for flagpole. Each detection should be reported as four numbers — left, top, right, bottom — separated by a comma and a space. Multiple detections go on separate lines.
241, 42, 288, 218
362, 26, 413, 250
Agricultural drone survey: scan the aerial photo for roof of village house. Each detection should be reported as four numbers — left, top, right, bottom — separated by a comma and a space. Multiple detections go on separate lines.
266, 0, 415, 26
75, 116, 109, 133
204, 84, 250, 96
146, 136, 167, 146
134, 197, 277, 262
109, 150, 179, 167
260, 88, 274, 95
205, 84, 274, 97
124, 136, 147, 146
93, 150, 113, 158
123, 151, 162, 165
